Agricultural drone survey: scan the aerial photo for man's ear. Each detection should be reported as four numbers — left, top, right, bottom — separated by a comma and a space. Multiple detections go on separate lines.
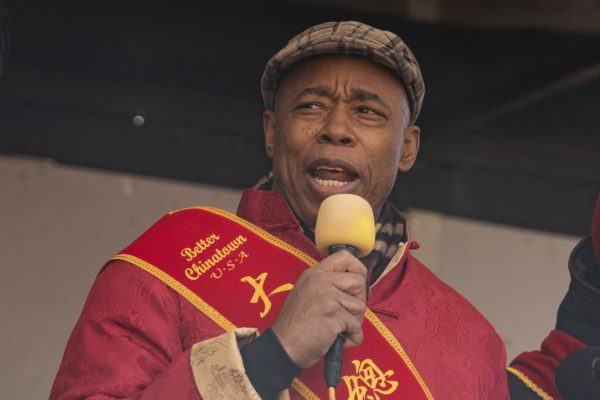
398, 125, 420, 172
263, 110, 276, 159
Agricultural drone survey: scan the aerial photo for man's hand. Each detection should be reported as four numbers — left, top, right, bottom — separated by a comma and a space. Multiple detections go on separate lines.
271, 251, 367, 369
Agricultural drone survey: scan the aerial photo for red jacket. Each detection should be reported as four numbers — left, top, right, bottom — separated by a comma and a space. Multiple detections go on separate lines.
55, 189, 581, 399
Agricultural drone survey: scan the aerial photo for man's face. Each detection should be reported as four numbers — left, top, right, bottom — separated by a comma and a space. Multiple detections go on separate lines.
263, 55, 420, 228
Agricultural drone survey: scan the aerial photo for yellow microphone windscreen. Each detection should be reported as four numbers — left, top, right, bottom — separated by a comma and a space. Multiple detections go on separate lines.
315, 194, 375, 257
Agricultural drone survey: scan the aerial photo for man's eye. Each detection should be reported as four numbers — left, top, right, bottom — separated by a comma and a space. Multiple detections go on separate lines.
357, 107, 381, 116
297, 103, 319, 110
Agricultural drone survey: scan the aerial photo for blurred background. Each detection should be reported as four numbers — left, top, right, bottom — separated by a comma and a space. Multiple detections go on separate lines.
0, 0, 599, 398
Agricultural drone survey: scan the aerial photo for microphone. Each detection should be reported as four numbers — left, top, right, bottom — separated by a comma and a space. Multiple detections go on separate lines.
556, 346, 600, 400
315, 194, 375, 400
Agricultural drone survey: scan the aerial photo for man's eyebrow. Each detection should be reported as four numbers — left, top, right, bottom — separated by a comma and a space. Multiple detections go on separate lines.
351, 89, 391, 112
350, 89, 379, 101
293, 86, 333, 100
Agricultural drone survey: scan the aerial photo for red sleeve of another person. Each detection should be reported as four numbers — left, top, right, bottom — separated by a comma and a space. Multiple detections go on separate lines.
50, 260, 202, 400
510, 330, 586, 399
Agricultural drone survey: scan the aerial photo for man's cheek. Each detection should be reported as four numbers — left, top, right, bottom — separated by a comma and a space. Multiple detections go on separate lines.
302, 124, 321, 137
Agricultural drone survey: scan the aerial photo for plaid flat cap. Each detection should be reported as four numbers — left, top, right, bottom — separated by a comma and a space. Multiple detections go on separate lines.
261, 21, 425, 124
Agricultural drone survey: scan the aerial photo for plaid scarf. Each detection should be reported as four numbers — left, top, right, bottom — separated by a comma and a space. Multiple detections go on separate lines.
254, 174, 407, 285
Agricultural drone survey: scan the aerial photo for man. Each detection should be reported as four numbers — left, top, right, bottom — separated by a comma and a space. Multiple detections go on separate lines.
50, 21, 590, 399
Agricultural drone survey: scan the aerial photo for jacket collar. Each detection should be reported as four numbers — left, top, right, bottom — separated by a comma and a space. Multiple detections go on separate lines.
237, 189, 301, 230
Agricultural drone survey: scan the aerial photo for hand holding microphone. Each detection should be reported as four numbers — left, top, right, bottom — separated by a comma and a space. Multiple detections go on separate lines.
315, 194, 375, 399
271, 194, 374, 398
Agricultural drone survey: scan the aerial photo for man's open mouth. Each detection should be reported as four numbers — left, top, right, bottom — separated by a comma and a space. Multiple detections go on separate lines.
308, 160, 359, 189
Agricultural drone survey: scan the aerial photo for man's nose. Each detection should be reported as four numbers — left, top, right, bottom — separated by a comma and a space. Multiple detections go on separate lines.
318, 107, 355, 145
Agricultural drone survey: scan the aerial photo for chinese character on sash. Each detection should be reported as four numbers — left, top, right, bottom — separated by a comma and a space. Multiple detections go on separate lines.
343, 359, 399, 400
241, 272, 293, 318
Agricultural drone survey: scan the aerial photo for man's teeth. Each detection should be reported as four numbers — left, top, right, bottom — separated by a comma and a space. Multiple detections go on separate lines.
316, 166, 344, 172
315, 177, 350, 187
313, 165, 355, 187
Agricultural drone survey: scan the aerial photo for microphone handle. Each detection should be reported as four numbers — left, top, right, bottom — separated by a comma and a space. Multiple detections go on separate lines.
325, 333, 347, 388
324, 245, 357, 390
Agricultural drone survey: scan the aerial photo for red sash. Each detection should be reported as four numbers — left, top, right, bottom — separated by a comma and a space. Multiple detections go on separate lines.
113, 207, 434, 400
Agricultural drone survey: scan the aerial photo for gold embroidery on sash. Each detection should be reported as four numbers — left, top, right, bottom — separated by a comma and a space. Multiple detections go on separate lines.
181, 234, 249, 281
241, 272, 294, 318
343, 359, 399, 400
169, 206, 318, 266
